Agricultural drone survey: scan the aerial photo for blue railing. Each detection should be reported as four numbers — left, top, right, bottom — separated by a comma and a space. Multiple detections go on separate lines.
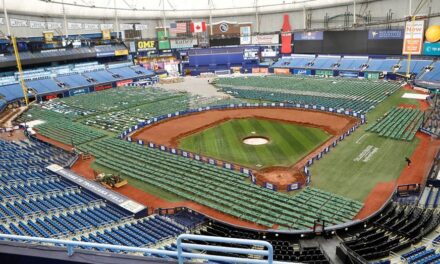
0, 233, 274, 263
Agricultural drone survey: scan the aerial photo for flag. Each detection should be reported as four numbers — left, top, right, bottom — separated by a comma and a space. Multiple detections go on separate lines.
170, 22, 188, 34
190, 21, 206, 33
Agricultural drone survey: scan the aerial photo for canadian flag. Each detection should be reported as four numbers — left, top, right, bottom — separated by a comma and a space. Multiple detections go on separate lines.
190, 22, 206, 33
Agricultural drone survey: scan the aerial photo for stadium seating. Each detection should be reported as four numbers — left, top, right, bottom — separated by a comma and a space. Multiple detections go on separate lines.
55, 74, 92, 88
82, 70, 119, 83
271, 56, 312, 68
365, 59, 400, 72
217, 75, 401, 113
367, 107, 423, 141
309, 56, 340, 69
193, 221, 330, 263
337, 57, 369, 71
80, 137, 363, 230
0, 83, 33, 101
418, 62, 440, 82
341, 203, 440, 260
26, 78, 65, 94
397, 60, 432, 75
36, 120, 107, 145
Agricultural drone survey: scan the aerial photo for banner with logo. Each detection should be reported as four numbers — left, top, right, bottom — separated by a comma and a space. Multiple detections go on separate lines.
240, 26, 252, 45
293, 31, 323, 41
423, 42, 440, 56
368, 29, 404, 40
135, 24, 148, 31
243, 48, 259, 60
100, 24, 113, 30
43, 31, 54, 43
120, 24, 134, 30
114, 49, 129, 56
135, 40, 157, 52
10, 18, 28, 27
30, 21, 46, 29
402, 20, 424, 55
102, 29, 111, 40
251, 34, 279, 45
47, 22, 62, 30
170, 38, 198, 49
212, 21, 252, 36
68, 22, 82, 30
281, 14, 292, 54
84, 23, 99, 31
156, 29, 171, 50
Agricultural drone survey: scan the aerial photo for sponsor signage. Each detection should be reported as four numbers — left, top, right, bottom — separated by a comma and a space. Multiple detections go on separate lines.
47, 22, 62, 30
170, 38, 198, 49
212, 21, 252, 36
69, 87, 89, 96
135, 40, 157, 52
96, 52, 115, 57
281, 14, 292, 54
368, 29, 404, 40
84, 23, 99, 31
261, 48, 278, 57
67, 22, 83, 30
95, 84, 112, 91
156, 29, 171, 50
274, 68, 290, 75
47, 164, 145, 214
252, 34, 279, 45
423, 41, 440, 56
240, 26, 252, 45
100, 24, 113, 30
116, 79, 133, 87
135, 24, 148, 31
293, 31, 324, 41
10, 18, 28, 27
293, 69, 311, 75
120, 23, 134, 30
30, 21, 46, 29
243, 48, 259, 60
339, 71, 359, 78
402, 20, 425, 55
114, 49, 129, 56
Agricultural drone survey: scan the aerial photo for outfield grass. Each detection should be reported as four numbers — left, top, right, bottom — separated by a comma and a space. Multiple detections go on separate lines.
310, 88, 422, 201
179, 118, 331, 169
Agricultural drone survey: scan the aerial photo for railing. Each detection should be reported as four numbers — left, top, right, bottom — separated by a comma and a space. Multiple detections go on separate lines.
0, 233, 275, 264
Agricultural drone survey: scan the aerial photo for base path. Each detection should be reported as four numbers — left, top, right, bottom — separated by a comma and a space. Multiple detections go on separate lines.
355, 132, 440, 219
131, 108, 358, 190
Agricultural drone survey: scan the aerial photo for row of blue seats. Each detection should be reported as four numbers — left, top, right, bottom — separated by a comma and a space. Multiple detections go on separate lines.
80, 216, 186, 251
0, 179, 76, 198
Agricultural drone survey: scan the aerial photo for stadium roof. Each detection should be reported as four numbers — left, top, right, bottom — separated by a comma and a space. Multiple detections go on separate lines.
3, 0, 361, 19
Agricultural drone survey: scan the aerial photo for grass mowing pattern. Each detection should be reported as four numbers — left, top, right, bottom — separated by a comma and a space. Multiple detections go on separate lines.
310, 89, 422, 201
179, 118, 331, 169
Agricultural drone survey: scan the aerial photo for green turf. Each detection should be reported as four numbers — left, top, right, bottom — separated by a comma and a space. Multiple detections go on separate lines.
310, 88, 422, 202
179, 118, 331, 169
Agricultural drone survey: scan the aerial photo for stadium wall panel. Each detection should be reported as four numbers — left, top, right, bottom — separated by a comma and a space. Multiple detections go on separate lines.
323, 30, 368, 54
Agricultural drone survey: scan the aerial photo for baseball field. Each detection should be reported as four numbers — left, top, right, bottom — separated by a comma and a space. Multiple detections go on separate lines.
178, 118, 331, 169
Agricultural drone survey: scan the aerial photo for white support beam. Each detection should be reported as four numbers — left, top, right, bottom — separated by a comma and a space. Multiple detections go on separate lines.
3, 0, 11, 36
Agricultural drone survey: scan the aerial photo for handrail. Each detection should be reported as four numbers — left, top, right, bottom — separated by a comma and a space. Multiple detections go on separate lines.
0, 233, 275, 264
177, 234, 274, 264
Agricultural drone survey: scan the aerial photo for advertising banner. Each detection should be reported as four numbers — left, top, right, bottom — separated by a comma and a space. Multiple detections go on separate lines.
100, 24, 113, 30
274, 68, 290, 75
135, 24, 148, 31
368, 29, 404, 40
211, 21, 252, 36
293, 31, 324, 41
47, 22, 62, 30
95, 84, 112, 91
252, 34, 279, 45
423, 41, 440, 56
120, 24, 134, 30
240, 26, 252, 45
69, 87, 89, 96
157, 29, 171, 50
10, 18, 28, 27
114, 49, 129, 56
281, 14, 292, 54
402, 20, 424, 55
84, 23, 99, 31
243, 48, 259, 60
170, 38, 198, 49
67, 22, 82, 30
116, 79, 133, 87
30, 21, 46, 29
135, 40, 157, 52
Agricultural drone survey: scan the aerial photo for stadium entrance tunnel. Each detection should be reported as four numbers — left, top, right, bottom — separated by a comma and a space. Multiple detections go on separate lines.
242, 136, 269, 145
